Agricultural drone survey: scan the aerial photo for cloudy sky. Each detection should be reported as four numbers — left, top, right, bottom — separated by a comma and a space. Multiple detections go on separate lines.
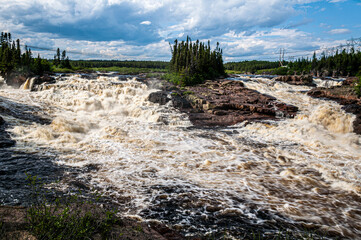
0, 0, 360, 61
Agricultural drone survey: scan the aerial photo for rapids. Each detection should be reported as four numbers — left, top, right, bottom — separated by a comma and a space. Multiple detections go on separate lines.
0, 74, 360, 238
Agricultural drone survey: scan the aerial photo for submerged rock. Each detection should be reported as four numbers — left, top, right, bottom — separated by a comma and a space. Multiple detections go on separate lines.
274, 75, 316, 87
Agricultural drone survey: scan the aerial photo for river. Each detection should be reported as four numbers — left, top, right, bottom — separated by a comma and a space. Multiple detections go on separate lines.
0, 74, 360, 238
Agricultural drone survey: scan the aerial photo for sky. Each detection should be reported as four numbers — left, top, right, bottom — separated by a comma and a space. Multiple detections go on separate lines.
0, 0, 360, 62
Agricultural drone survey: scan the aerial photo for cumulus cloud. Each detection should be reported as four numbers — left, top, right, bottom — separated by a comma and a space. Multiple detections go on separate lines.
0, 0, 321, 44
0, 0, 356, 60
328, 28, 351, 35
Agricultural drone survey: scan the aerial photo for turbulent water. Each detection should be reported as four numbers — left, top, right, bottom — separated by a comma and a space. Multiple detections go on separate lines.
0, 74, 360, 238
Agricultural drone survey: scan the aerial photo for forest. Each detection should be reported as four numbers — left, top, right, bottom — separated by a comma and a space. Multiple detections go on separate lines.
70, 60, 168, 69
225, 49, 361, 77
224, 60, 280, 73
0, 32, 51, 76
167, 36, 225, 86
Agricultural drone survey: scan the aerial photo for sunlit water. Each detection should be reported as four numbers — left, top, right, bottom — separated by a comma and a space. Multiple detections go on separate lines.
0, 74, 360, 238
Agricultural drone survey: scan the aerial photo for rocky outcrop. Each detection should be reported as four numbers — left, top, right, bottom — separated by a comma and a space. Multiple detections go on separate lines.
274, 75, 316, 87
342, 77, 359, 86
308, 85, 361, 134
4, 71, 30, 88
148, 79, 298, 127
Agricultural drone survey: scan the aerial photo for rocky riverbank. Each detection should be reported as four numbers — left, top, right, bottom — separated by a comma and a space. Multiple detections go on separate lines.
0, 205, 184, 240
308, 77, 361, 134
147, 79, 298, 127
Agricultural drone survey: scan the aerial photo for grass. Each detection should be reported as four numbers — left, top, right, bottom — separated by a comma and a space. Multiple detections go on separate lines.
225, 69, 245, 74
25, 174, 119, 240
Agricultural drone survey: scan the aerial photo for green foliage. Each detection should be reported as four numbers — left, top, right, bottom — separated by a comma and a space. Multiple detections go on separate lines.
70, 60, 169, 70
169, 36, 225, 86
225, 49, 361, 77
53, 48, 72, 69
0, 32, 50, 77
225, 60, 280, 74
355, 76, 361, 98
25, 173, 118, 240
161, 73, 183, 85
182, 90, 194, 95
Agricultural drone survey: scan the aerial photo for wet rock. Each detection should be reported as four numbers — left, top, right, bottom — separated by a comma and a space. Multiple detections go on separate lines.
4, 72, 30, 88
171, 94, 192, 109
0, 116, 16, 148
147, 91, 170, 105
342, 104, 361, 134
308, 85, 361, 135
342, 77, 359, 86
274, 75, 316, 87
34, 75, 56, 85
180, 80, 298, 127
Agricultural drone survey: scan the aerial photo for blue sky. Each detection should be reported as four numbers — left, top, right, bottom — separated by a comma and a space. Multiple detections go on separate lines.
0, 0, 360, 61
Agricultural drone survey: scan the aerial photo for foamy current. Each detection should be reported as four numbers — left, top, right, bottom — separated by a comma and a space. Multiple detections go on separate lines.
1, 74, 360, 238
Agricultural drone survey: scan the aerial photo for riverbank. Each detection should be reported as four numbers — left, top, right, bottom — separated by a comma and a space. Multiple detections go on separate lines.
0, 205, 184, 240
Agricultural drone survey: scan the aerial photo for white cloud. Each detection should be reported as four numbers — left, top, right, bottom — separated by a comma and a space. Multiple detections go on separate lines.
328, 28, 351, 35
140, 21, 151, 25
328, 0, 346, 2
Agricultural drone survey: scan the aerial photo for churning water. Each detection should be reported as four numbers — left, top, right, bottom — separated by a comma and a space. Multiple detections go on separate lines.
0, 74, 360, 238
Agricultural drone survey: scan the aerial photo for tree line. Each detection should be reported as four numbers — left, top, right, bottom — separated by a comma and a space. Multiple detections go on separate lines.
0, 32, 51, 76
168, 36, 225, 86
289, 49, 361, 77
70, 60, 169, 69
224, 60, 280, 73
224, 49, 361, 77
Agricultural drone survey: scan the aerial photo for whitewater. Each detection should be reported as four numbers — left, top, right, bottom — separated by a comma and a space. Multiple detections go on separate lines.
0, 74, 360, 238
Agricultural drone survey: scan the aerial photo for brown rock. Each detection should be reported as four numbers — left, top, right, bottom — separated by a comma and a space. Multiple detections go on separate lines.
176, 80, 298, 127
342, 77, 359, 86
274, 75, 316, 87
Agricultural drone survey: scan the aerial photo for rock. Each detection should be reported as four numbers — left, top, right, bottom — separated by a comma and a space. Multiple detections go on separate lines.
342, 77, 359, 86
0, 116, 16, 148
274, 75, 316, 87
171, 95, 192, 109
5, 72, 29, 88
147, 91, 170, 105
179, 80, 298, 127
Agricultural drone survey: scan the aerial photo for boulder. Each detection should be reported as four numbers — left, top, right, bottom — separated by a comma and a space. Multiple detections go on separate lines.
147, 91, 170, 105
5, 72, 29, 88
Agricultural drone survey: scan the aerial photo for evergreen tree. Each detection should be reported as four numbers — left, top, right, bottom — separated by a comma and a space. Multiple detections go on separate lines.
169, 36, 225, 86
